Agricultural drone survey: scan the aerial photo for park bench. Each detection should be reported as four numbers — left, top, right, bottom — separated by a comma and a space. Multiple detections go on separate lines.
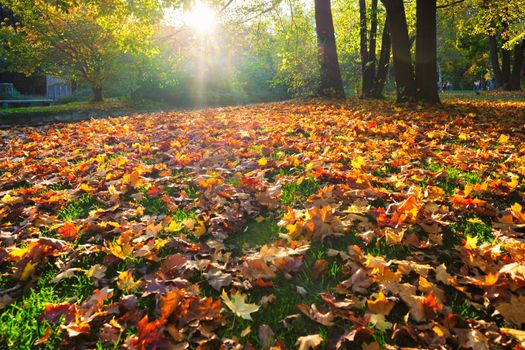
0, 99, 54, 109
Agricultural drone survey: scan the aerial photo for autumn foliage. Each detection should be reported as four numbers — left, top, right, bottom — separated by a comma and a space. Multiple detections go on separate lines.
1, 98, 525, 349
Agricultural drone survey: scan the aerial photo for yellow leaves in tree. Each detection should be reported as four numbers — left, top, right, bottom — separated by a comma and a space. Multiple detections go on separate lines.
221, 290, 260, 321
116, 270, 140, 293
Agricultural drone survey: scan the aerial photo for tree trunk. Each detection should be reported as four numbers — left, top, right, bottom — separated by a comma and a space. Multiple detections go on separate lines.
367, 0, 378, 97
501, 47, 511, 89
374, 17, 391, 97
381, 0, 416, 102
359, 0, 371, 97
415, 0, 440, 104
510, 41, 525, 90
91, 86, 103, 102
315, 0, 345, 98
488, 35, 503, 88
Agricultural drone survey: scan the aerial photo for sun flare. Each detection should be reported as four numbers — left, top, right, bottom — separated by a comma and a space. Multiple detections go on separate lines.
184, 2, 217, 34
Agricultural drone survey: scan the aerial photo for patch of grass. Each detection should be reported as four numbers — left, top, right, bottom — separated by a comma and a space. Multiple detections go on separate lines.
0, 265, 97, 349
139, 191, 196, 217
226, 176, 241, 187
280, 176, 320, 207
445, 167, 484, 185
47, 183, 68, 191
186, 185, 199, 199
451, 215, 494, 244
249, 145, 263, 153
57, 193, 94, 220
225, 219, 280, 256
435, 178, 456, 195
365, 238, 412, 260
0, 287, 63, 350
372, 165, 401, 178
265, 166, 302, 182
220, 253, 342, 347
271, 150, 285, 161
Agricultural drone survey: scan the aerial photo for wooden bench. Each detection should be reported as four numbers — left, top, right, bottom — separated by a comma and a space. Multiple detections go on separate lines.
0, 99, 54, 109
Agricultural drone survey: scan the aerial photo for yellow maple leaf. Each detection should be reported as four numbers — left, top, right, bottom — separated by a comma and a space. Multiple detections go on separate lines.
221, 290, 260, 320
21, 261, 38, 281
465, 235, 478, 250
258, 157, 268, 166
117, 270, 140, 293
351, 155, 365, 170
498, 134, 509, 144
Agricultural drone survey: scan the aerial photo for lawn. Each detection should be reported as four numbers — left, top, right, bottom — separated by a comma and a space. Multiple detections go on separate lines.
0, 98, 525, 349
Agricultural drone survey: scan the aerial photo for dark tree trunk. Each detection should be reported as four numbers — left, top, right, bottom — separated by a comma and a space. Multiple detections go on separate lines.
315, 0, 345, 98
360, 0, 379, 98
381, 0, 416, 102
374, 17, 391, 97
501, 47, 511, 89
510, 41, 525, 90
367, 0, 378, 96
91, 87, 103, 102
359, 0, 371, 97
488, 35, 503, 88
415, 0, 440, 104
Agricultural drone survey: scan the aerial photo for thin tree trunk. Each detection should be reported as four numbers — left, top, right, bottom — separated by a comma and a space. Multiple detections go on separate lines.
374, 17, 391, 97
359, 0, 371, 97
367, 0, 378, 97
381, 0, 416, 102
415, 0, 440, 104
91, 86, 103, 102
315, 0, 345, 98
488, 35, 503, 88
510, 41, 525, 90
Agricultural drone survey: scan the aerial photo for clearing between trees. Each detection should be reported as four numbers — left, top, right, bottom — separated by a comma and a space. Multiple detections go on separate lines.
1, 98, 525, 349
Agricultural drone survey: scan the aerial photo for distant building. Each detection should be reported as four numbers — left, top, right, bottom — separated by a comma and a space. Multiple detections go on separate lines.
46, 76, 73, 100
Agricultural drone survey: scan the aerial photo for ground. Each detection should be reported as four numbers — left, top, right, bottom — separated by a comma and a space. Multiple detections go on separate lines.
0, 97, 525, 349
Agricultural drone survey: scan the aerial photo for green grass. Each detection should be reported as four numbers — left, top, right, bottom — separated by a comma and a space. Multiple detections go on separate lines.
0, 287, 62, 350
441, 90, 525, 102
366, 238, 412, 260
219, 246, 345, 348
280, 176, 320, 207
225, 219, 280, 256
372, 164, 401, 178
451, 215, 494, 244
57, 194, 94, 221
0, 266, 95, 350
0, 98, 170, 119
422, 161, 484, 195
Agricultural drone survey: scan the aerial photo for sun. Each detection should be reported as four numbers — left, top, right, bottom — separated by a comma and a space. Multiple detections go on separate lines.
184, 2, 217, 34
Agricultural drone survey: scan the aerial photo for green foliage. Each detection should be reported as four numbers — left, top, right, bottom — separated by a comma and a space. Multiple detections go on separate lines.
0, 0, 162, 100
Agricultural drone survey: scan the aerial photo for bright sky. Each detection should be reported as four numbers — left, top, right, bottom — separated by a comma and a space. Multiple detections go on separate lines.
163, 1, 218, 34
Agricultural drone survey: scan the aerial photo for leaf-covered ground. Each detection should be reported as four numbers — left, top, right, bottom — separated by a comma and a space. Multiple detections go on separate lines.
1, 98, 525, 350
